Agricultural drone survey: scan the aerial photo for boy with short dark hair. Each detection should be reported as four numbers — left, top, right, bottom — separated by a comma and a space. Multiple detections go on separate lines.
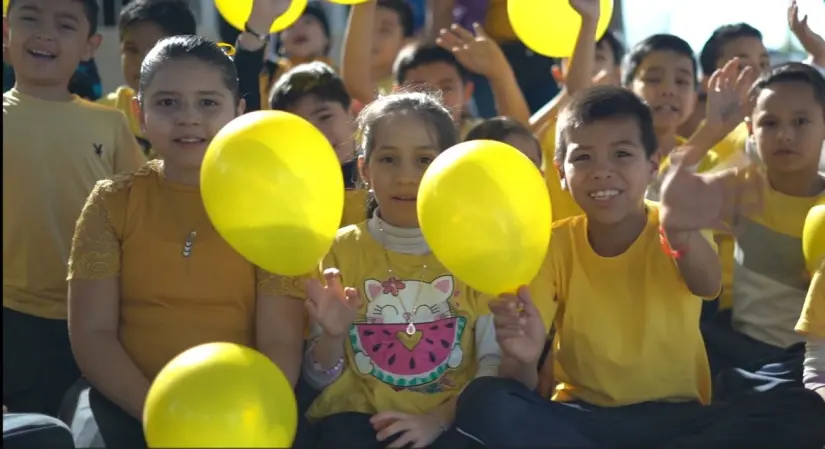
2, 0, 145, 416
702, 63, 825, 380
451, 85, 825, 448
98, 0, 196, 156
268, 61, 367, 227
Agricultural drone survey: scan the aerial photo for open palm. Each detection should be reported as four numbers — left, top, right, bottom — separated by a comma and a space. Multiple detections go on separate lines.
437, 23, 504, 77
306, 268, 361, 338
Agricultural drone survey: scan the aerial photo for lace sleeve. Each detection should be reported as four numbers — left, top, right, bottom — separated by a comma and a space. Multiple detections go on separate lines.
257, 267, 313, 299
67, 182, 122, 280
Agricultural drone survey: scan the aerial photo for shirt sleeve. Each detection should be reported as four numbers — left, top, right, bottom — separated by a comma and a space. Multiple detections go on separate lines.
113, 113, 146, 174
67, 182, 122, 280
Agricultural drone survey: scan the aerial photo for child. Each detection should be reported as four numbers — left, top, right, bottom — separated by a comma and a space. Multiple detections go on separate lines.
261, 3, 334, 101
98, 0, 196, 157
273, 92, 497, 449
623, 33, 738, 201
702, 63, 825, 377
2, 0, 145, 417
681, 23, 769, 142
343, 1, 530, 133
341, 0, 414, 100
797, 259, 825, 403
452, 85, 825, 448
269, 62, 367, 227
65, 35, 306, 447
464, 116, 542, 168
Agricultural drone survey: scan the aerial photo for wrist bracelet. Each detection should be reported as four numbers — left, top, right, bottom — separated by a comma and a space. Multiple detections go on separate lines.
243, 22, 268, 42
308, 340, 344, 376
659, 226, 686, 259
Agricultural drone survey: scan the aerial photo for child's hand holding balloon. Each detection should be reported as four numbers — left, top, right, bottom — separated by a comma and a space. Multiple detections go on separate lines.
305, 268, 362, 338
490, 286, 547, 365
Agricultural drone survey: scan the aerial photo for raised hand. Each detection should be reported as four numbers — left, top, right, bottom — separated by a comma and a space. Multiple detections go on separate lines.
659, 150, 765, 234
489, 286, 547, 365
704, 57, 755, 136
305, 268, 361, 339
569, 0, 601, 23
248, 0, 292, 33
788, 0, 825, 64
437, 23, 506, 78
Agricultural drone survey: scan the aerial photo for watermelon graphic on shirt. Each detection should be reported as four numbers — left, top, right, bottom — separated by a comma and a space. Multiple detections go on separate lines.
351, 275, 466, 388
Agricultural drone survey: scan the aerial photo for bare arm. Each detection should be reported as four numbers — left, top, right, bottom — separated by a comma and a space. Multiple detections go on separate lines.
426, 0, 456, 40
69, 278, 152, 419
563, 4, 598, 96
256, 292, 306, 388
341, 2, 379, 105
529, 89, 569, 135
664, 230, 722, 299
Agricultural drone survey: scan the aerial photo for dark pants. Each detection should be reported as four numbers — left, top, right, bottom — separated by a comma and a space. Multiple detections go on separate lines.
472, 41, 559, 118
312, 412, 472, 449
701, 310, 803, 400
3, 413, 75, 448
455, 377, 825, 449
3, 307, 81, 417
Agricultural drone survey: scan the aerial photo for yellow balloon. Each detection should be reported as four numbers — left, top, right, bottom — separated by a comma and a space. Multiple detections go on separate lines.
417, 140, 552, 295
201, 111, 344, 276
3, 0, 9, 15
508, 0, 614, 58
143, 343, 297, 448
215, 0, 307, 34
803, 200, 825, 273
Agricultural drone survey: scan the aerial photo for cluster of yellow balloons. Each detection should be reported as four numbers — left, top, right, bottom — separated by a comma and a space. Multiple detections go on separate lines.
804, 199, 825, 274
216, 0, 370, 33
143, 343, 297, 448
508, 0, 615, 57
418, 140, 552, 295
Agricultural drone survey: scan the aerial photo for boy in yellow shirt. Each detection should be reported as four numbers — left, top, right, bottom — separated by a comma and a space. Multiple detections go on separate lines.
700, 64, 824, 398
2, 0, 145, 416
452, 85, 825, 448
97, 0, 196, 157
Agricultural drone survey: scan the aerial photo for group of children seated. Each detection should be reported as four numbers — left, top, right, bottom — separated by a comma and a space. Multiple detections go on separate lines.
2, 0, 825, 448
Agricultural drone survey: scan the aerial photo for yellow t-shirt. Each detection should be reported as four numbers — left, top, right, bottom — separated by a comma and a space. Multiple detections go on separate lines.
484, 0, 517, 42
342, 189, 368, 227
530, 205, 713, 407
730, 168, 823, 348
796, 260, 825, 339
3, 88, 146, 319
276, 222, 492, 419
98, 86, 154, 159
66, 160, 281, 379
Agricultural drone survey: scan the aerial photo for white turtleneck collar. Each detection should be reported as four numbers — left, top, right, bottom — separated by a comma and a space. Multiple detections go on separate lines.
366, 210, 430, 255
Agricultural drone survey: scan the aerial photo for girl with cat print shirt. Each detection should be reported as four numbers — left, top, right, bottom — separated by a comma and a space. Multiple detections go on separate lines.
273, 92, 500, 449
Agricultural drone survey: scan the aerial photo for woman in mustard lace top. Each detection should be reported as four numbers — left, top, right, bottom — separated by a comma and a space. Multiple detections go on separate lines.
64, 36, 306, 448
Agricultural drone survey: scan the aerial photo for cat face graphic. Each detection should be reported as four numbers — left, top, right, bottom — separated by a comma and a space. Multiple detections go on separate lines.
362, 275, 455, 324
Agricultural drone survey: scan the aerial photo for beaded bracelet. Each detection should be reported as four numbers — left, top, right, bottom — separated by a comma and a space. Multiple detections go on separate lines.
307, 341, 344, 376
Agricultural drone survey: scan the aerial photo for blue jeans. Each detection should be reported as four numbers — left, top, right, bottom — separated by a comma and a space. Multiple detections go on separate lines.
472, 41, 560, 118
3, 413, 75, 448
454, 377, 825, 449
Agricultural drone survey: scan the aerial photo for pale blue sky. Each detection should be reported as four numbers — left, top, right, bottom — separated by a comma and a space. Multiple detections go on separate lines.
622, 0, 825, 52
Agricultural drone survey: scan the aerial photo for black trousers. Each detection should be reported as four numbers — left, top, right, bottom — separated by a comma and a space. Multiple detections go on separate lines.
3, 307, 80, 416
